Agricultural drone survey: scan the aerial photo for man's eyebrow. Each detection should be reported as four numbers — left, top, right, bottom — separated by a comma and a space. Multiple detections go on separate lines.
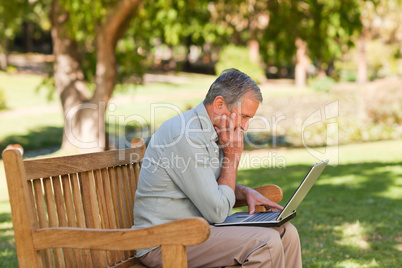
241, 113, 253, 118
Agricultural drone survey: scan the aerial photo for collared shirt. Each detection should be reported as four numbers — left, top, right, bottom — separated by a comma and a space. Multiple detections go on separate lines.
133, 102, 235, 257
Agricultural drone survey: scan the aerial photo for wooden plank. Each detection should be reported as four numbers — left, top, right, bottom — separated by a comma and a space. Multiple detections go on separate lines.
24, 147, 144, 180
94, 169, 109, 229
116, 166, 130, 228
2, 149, 44, 268
109, 167, 124, 229
114, 167, 131, 259
133, 163, 141, 187
109, 256, 146, 268
32, 217, 210, 251
79, 171, 107, 267
162, 245, 187, 268
121, 165, 134, 226
101, 168, 124, 265
115, 166, 133, 259
101, 168, 117, 229
33, 179, 54, 268
128, 164, 137, 204
53, 176, 75, 268
27, 180, 46, 266
94, 169, 116, 266
61, 174, 83, 267
43, 177, 66, 268
71, 173, 93, 267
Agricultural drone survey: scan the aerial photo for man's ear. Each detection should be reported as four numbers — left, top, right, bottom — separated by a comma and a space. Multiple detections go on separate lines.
212, 96, 226, 115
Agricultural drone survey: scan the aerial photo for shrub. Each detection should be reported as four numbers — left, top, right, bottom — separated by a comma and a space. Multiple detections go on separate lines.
215, 45, 265, 84
309, 76, 335, 92
364, 78, 402, 126
334, 40, 402, 81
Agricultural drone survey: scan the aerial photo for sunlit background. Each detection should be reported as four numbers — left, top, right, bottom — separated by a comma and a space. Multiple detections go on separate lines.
0, 0, 401, 267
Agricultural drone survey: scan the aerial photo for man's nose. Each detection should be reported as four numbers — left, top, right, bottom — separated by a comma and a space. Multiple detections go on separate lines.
240, 120, 249, 131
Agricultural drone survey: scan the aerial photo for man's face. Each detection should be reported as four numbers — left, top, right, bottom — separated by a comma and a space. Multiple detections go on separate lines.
213, 94, 259, 131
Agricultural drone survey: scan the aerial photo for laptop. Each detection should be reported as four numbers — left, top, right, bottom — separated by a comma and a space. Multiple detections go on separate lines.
215, 159, 329, 227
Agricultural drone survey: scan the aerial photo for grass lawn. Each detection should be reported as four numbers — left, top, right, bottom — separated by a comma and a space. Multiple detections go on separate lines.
1, 72, 401, 267
1, 140, 401, 267
236, 140, 402, 267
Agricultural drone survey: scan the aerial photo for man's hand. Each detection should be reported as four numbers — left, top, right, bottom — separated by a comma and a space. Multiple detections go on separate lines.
214, 113, 244, 160
236, 185, 284, 215
215, 113, 243, 191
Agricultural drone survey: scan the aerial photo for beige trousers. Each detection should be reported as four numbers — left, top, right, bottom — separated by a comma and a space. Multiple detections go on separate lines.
140, 222, 302, 268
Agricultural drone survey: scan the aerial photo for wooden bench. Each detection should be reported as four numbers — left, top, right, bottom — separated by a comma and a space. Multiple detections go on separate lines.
2, 138, 283, 268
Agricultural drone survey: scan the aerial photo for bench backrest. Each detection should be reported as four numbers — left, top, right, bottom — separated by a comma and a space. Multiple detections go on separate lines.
3, 139, 146, 267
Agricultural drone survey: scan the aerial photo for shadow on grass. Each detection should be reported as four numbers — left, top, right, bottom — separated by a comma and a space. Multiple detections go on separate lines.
0, 208, 18, 267
0, 162, 400, 267
237, 162, 402, 267
0, 126, 62, 158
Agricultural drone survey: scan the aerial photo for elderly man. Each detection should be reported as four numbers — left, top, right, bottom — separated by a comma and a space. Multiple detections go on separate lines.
133, 69, 302, 267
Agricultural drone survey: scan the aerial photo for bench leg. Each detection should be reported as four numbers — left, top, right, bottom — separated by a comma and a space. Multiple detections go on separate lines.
162, 244, 187, 268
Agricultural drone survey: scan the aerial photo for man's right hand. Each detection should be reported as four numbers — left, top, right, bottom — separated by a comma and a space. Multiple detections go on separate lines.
214, 113, 244, 191
214, 113, 244, 160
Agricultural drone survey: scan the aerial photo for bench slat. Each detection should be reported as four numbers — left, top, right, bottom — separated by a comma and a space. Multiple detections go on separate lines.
71, 173, 93, 267
94, 169, 118, 266
44, 177, 66, 268
24, 146, 144, 180
101, 168, 125, 265
33, 179, 55, 267
80, 171, 108, 267
27, 180, 47, 266
122, 165, 134, 226
53, 176, 75, 267
128, 164, 137, 203
116, 166, 131, 229
61, 174, 84, 267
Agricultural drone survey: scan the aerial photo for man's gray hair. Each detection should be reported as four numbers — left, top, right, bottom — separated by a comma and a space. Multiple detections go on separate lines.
203, 68, 263, 110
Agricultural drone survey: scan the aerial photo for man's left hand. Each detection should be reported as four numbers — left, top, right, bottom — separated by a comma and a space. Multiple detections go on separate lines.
245, 187, 284, 215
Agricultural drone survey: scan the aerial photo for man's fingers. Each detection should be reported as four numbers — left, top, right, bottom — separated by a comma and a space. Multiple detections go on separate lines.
267, 202, 283, 211
220, 114, 227, 132
228, 114, 235, 144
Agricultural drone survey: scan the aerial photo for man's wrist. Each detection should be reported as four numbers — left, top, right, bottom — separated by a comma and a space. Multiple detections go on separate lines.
222, 154, 241, 168
235, 184, 251, 200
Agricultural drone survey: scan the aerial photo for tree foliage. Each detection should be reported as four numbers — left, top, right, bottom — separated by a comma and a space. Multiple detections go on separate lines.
0, 0, 28, 43
261, 0, 363, 71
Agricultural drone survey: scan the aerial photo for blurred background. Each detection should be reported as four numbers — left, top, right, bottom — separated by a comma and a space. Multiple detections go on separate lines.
0, 0, 401, 267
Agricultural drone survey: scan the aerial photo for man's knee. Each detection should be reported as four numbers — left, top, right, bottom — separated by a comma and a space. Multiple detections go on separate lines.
259, 227, 284, 250
282, 222, 300, 241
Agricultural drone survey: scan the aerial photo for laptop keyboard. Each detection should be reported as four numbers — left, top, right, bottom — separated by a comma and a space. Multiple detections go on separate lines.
243, 211, 281, 222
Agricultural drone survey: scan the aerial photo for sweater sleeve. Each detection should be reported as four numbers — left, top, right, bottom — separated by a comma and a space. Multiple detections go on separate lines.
163, 134, 235, 223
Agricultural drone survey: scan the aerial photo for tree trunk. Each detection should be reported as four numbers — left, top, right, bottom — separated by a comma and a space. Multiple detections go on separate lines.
357, 34, 368, 84
295, 38, 309, 87
0, 40, 8, 71
248, 39, 260, 63
51, 0, 95, 152
50, 0, 140, 153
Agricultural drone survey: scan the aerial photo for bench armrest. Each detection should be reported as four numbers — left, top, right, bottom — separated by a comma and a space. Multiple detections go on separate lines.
31, 217, 210, 251
233, 184, 283, 209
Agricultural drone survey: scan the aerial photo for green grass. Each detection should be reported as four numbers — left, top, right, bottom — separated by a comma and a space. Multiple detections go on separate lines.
0, 72, 401, 267
235, 140, 402, 267
237, 161, 401, 267
0, 73, 59, 109
0, 72, 211, 153
1, 140, 401, 267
